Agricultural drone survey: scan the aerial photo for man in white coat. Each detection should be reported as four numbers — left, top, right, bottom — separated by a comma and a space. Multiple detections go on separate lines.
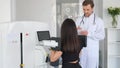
76, 0, 105, 68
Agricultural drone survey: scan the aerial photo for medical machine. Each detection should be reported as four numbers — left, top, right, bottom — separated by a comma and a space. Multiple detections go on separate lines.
0, 21, 58, 68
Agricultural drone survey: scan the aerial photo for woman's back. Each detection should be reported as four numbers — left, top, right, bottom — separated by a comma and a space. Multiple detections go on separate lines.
61, 18, 82, 68
50, 18, 82, 68
62, 47, 82, 63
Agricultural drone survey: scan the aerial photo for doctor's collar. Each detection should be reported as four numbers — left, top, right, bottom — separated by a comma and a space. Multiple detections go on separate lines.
80, 13, 96, 25
84, 12, 94, 18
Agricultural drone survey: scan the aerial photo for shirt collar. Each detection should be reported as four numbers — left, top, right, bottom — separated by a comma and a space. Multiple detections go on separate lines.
89, 12, 95, 18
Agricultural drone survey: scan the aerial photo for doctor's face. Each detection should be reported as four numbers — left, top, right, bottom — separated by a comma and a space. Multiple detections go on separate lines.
83, 4, 93, 17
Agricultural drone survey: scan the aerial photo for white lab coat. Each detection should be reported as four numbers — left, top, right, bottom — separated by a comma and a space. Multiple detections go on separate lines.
76, 13, 105, 68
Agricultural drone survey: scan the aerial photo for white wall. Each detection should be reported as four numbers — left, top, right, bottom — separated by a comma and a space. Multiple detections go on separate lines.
94, 0, 103, 18
14, 0, 56, 37
0, 0, 11, 68
0, 0, 11, 23
0, 26, 3, 68
103, 0, 120, 28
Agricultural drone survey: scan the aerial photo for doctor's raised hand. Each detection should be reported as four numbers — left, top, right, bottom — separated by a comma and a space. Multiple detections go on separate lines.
77, 26, 88, 36
80, 30, 88, 36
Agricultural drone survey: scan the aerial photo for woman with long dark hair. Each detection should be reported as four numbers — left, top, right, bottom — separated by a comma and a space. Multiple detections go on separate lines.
50, 18, 82, 68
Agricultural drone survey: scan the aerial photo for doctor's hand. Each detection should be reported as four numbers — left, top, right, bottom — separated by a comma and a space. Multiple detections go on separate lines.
80, 30, 88, 36
77, 26, 82, 30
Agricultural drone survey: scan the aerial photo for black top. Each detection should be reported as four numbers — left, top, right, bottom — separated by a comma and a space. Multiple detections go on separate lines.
61, 46, 83, 63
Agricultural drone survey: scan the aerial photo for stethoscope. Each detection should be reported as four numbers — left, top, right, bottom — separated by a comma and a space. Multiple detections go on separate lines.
80, 14, 96, 25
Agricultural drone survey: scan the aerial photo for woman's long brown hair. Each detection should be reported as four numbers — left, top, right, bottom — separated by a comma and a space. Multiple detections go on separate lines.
61, 18, 80, 53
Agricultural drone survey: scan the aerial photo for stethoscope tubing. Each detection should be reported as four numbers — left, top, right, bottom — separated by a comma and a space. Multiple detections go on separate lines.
80, 14, 96, 25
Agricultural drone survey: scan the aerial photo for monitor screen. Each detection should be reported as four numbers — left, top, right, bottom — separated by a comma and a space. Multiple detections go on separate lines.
37, 31, 50, 41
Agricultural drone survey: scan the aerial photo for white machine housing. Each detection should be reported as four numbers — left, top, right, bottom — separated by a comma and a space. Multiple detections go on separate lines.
0, 21, 54, 68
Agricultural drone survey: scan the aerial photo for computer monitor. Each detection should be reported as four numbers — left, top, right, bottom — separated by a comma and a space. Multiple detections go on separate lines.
37, 31, 50, 41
